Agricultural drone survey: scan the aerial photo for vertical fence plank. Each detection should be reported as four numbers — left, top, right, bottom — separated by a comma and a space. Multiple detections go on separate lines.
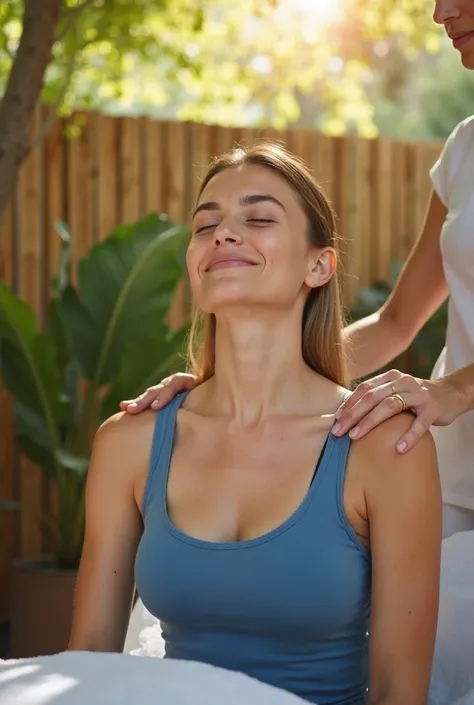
96, 115, 119, 239
313, 133, 337, 206
44, 113, 67, 531
119, 117, 141, 225
261, 127, 285, 146
67, 112, 99, 279
44, 111, 66, 292
17, 111, 44, 559
370, 139, 392, 283
337, 136, 364, 309
164, 121, 188, 224
390, 141, 407, 265
143, 117, 166, 216
190, 122, 213, 207
0, 198, 17, 617
403, 143, 421, 261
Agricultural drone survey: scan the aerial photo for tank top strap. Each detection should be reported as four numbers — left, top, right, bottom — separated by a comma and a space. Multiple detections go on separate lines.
313, 390, 370, 559
317, 428, 370, 560
142, 391, 189, 516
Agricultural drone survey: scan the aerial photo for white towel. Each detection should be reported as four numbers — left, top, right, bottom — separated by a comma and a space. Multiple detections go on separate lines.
0, 651, 307, 705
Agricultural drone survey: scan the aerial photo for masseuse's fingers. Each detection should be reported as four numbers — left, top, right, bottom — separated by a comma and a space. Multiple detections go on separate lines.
333, 370, 427, 436
333, 381, 411, 439
394, 412, 436, 453
336, 369, 404, 422
120, 373, 197, 413
333, 370, 406, 434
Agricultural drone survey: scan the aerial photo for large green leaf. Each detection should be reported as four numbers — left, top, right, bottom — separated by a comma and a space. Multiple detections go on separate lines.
101, 323, 188, 419
0, 285, 62, 465
61, 213, 189, 386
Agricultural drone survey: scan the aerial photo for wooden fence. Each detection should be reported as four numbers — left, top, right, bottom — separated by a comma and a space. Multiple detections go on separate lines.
0, 108, 443, 618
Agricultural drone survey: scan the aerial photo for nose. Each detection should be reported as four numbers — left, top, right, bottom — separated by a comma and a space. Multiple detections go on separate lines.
212, 221, 242, 246
433, 0, 461, 24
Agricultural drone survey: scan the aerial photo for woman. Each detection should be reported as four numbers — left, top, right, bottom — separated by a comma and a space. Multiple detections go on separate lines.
69, 143, 442, 705
122, 0, 474, 539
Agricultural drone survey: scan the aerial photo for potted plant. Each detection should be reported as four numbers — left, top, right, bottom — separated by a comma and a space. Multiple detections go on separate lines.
0, 213, 189, 657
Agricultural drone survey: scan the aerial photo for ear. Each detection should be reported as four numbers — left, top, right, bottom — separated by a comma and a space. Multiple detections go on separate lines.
305, 247, 337, 289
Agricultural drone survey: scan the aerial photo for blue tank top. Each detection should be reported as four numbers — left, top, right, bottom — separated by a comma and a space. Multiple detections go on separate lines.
135, 392, 371, 705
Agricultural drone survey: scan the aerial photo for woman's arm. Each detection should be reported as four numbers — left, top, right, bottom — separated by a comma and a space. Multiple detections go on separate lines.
358, 415, 442, 705
68, 413, 152, 652
345, 190, 448, 381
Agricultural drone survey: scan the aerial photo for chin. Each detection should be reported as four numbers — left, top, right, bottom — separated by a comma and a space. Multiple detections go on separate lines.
460, 52, 474, 69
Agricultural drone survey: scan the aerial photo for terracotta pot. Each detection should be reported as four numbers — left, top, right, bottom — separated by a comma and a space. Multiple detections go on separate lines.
10, 555, 77, 657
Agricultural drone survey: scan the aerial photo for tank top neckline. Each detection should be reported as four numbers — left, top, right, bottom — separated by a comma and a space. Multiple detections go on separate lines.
157, 391, 345, 551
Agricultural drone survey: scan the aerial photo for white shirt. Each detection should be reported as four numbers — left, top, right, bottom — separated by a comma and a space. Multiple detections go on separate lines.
430, 115, 474, 511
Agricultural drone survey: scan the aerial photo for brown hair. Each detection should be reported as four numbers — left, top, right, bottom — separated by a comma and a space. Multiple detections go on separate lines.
187, 141, 348, 387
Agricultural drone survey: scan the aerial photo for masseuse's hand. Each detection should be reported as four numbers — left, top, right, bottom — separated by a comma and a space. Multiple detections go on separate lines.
332, 368, 466, 453
120, 373, 197, 413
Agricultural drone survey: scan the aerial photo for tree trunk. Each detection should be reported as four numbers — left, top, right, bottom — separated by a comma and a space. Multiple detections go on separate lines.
0, 0, 62, 226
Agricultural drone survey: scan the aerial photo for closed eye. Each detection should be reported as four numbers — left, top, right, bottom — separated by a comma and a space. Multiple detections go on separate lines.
195, 218, 274, 235
195, 224, 217, 235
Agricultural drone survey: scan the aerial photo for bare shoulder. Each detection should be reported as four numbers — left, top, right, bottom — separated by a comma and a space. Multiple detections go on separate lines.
350, 413, 440, 507
96, 408, 157, 443
90, 409, 158, 482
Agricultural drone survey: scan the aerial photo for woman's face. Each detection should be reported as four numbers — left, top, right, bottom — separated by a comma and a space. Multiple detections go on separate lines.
186, 163, 335, 315
434, 0, 474, 68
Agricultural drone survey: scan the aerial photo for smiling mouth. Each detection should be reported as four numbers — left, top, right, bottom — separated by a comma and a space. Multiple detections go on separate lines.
452, 31, 474, 49
207, 260, 257, 272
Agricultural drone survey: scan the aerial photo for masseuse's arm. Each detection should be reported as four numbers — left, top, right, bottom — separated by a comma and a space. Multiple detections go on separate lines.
344, 190, 448, 381
68, 412, 152, 652
361, 415, 442, 705
333, 190, 473, 451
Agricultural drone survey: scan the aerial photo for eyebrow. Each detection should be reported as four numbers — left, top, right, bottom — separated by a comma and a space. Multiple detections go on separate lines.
192, 194, 287, 219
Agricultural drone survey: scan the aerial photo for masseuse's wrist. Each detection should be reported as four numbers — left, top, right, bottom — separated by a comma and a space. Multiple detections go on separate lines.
441, 363, 474, 416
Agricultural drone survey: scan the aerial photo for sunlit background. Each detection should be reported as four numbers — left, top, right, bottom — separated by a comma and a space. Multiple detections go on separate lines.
277, 0, 343, 29
0, 0, 472, 140
0, 0, 474, 137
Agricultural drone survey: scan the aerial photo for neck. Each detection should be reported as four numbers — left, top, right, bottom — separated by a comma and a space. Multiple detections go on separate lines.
205, 309, 315, 424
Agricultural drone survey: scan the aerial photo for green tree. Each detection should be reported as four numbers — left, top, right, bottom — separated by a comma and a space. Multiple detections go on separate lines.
0, 0, 446, 226
0, 0, 209, 224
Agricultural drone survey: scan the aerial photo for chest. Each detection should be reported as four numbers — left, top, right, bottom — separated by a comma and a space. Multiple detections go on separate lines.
165, 414, 331, 544
136, 522, 371, 641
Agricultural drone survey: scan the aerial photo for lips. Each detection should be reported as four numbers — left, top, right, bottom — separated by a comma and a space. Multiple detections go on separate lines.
205, 255, 258, 272
450, 30, 474, 49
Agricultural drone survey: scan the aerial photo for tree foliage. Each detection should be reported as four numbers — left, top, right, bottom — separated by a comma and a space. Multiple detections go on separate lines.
0, 0, 442, 130
0, 0, 450, 223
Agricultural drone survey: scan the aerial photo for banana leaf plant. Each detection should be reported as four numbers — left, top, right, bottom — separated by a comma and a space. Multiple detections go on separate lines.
0, 213, 189, 569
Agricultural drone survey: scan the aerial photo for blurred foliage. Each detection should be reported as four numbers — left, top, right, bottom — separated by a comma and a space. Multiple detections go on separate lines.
0, 213, 188, 568
0, 0, 459, 136
349, 262, 448, 381
371, 42, 474, 139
